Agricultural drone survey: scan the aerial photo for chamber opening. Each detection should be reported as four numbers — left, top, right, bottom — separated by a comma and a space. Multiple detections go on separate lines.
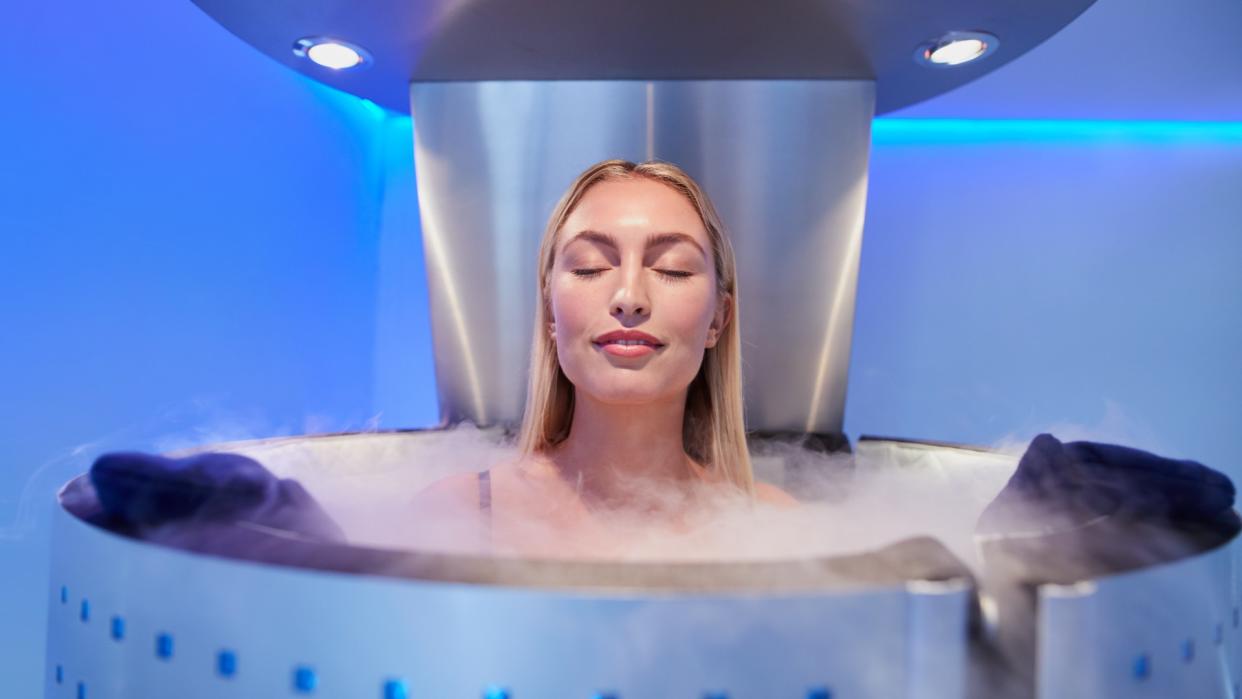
60, 424, 1029, 592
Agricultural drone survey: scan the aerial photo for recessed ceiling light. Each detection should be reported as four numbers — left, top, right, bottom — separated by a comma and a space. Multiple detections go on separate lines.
293, 37, 371, 70
915, 31, 999, 67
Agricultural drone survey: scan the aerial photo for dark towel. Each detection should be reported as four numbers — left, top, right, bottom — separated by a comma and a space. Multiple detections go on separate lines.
978, 433, 1236, 535
90, 451, 345, 543
970, 434, 1238, 699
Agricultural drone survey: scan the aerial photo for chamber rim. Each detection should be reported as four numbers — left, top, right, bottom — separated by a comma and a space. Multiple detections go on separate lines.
59, 443, 974, 596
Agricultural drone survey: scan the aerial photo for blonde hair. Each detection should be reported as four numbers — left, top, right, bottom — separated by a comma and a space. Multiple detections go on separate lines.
515, 159, 754, 494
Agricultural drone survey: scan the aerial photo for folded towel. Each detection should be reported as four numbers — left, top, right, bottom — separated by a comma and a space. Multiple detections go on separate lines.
978, 433, 1236, 536
90, 451, 345, 543
971, 434, 1239, 698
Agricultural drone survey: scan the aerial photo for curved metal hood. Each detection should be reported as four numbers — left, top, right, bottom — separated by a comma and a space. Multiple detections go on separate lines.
188, 0, 1098, 114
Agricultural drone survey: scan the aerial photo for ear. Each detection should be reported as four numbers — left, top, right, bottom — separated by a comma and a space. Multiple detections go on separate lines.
705, 293, 732, 349
544, 293, 556, 338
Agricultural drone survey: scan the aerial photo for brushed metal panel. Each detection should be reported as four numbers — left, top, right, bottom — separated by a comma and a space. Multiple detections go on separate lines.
410, 80, 872, 434
1036, 535, 1240, 698
45, 431, 973, 698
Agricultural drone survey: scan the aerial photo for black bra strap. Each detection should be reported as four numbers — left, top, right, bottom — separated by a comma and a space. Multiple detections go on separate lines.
477, 469, 492, 519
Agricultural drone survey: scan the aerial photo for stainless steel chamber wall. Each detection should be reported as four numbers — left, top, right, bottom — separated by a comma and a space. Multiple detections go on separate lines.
412, 80, 873, 434
47, 432, 977, 699
45, 433, 1242, 698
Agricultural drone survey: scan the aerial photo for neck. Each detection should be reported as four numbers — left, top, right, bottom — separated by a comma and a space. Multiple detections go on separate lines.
543, 389, 703, 507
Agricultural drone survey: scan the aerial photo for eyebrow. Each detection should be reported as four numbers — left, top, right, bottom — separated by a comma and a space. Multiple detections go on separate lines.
562, 230, 708, 258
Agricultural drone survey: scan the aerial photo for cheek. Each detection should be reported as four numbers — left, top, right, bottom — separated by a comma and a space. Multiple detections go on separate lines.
549, 281, 593, 332
665, 286, 718, 339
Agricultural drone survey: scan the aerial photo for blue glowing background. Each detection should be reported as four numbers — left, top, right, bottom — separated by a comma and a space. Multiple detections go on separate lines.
2, 0, 1240, 694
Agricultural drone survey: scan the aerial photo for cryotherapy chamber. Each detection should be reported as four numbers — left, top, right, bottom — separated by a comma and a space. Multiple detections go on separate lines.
44, 0, 1242, 697
47, 433, 1242, 699
48, 430, 982, 699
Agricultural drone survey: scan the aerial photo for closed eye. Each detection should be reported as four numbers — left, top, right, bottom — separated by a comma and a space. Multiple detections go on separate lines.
571, 268, 693, 281
656, 269, 693, 281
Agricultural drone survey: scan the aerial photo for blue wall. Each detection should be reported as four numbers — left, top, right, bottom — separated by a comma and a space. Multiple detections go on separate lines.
846, 122, 1242, 477
0, 2, 435, 694
3, 1, 1241, 694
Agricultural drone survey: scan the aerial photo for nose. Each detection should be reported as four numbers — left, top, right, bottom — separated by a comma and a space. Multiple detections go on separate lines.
610, 260, 650, 320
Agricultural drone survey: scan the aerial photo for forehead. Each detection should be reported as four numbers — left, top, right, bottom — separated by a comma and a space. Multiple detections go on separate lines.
558, 178, 709, 252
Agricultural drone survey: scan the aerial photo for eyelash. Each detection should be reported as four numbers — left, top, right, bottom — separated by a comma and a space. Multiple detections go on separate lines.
572, 268, 692, 281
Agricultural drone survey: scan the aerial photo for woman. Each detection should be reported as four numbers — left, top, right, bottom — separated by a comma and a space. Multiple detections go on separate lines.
412, 159, 797, 558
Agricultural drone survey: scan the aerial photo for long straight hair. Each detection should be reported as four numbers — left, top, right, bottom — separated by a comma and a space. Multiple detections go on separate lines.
515, 159, 754, 494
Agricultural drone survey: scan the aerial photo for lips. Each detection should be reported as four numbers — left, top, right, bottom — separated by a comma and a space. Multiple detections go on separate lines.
592, 329, 665, 348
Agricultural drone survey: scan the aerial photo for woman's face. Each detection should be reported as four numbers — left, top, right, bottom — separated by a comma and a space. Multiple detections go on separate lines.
548, 177, 729, 406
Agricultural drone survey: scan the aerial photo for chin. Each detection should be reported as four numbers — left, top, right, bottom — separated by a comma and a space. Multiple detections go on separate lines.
592, 390, 664, 406
589, 381, 689, 407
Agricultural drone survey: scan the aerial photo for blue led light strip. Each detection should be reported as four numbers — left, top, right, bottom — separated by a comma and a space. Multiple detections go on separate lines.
872, 118, 1242, 145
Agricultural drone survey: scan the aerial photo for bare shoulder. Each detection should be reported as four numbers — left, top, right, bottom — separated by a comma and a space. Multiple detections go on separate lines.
410, 456, 519, 510
409, 470, 482, 511
406, 468, 496, 554
753, 481, 801, 508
